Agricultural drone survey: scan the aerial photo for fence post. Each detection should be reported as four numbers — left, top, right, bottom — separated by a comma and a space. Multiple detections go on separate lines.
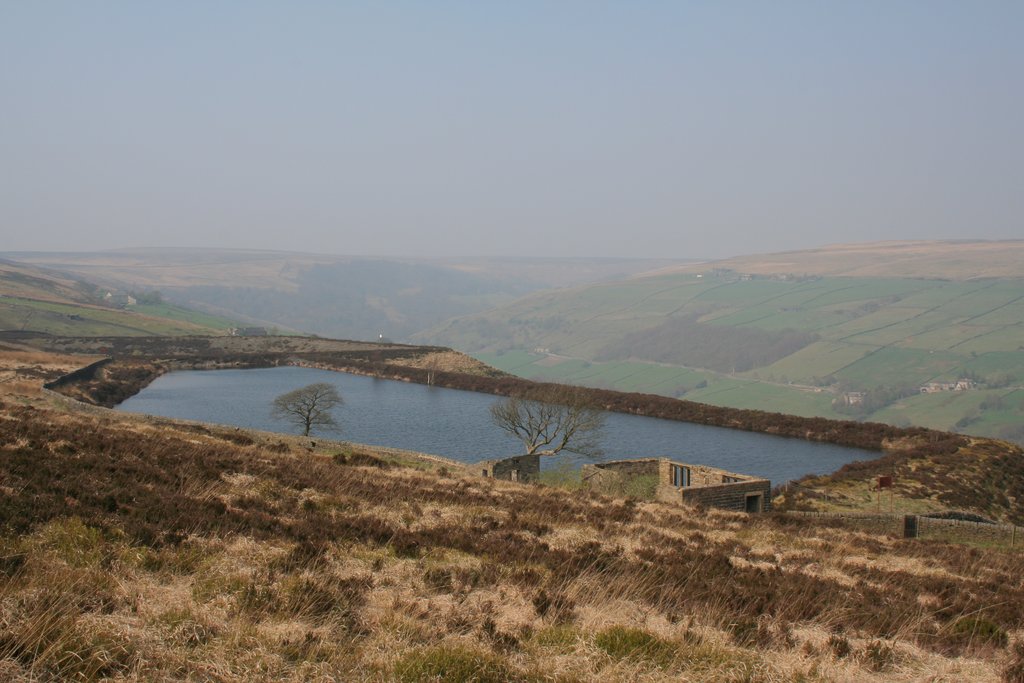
903, 515, 918, 539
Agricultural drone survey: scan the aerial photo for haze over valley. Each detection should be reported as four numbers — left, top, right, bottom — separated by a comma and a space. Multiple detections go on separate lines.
3, 2, 1024, 681
6, 240, 1021, 443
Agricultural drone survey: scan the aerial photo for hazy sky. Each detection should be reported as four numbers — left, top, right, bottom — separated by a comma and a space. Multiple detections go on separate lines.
2, 2, 1021, 259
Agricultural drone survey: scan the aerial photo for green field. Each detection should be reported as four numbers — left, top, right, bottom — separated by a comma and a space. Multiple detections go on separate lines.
450, 272, 1024, 443
0, 295, 236, 337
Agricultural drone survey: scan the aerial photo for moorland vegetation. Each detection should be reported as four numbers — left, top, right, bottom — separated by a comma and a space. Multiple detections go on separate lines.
16, 333, 1024, 526
1, 389, 1023, 680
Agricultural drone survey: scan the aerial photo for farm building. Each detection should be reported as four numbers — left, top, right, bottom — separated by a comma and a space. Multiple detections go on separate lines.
581, 457, 771, 513
103, 292, 136, 308
477, 453, 540, 483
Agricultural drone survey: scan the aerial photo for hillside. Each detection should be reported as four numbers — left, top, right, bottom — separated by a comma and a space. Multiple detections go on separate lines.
1, 353, 1022, 681
2, 249, 690, 342
0, 261, 238, 337
421, 241, 1024, 443
656, 240, 1024, 280
14, 332, 1022, 528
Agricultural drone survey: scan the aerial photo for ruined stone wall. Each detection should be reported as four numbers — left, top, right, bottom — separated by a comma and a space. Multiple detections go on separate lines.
485, 454, 540, 483
789, 511, 1024, 547
655, 483, 683, 505
678, 479, 772, 512
685, 463, 752, 486
592, 459, 661, 478
580, 464, 625, 490
582, 459, 661, 493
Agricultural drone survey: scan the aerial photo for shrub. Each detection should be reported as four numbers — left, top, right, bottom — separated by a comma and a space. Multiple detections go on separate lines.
593, 626, 677, 668
861, 640, 899, 672
623, 474, 659, 500
334, 450, 392, 469
537, 462, 581, 491
828, 634, 852, 659
532, 589, 575, 624
392, 645, 521, 683
949, 617, 1008, 649
532, 624, 578, 650
35, 517, 106, 568
728, 617, 790, 649
156, 608, 219, 647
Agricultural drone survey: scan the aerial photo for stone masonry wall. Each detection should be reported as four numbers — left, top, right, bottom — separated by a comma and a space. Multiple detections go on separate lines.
677, 479, 772, 512
485, 454, 540, 483
593, 459, 661, 478
685, 464, 750, 486
580, 464, 624, 490
790, 511, 1023, 547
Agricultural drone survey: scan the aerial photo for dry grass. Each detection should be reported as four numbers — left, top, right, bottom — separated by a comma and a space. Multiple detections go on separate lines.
2, 349, 1023, 681
390, 350, 495, 375
777, 435, 1024, 526
1, 399, 1022, 681
0, 348, 100, 379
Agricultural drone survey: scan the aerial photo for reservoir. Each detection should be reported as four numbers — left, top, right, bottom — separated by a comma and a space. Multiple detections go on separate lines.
116, 366, 875, 483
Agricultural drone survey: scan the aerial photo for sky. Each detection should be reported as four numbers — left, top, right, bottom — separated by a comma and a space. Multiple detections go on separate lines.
1, 2, 1022, 259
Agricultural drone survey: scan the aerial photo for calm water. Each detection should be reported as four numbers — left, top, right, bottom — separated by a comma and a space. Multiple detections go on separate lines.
116, 366, 875, 483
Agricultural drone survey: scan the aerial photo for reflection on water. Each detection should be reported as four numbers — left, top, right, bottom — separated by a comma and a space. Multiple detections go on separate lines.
117, 366, 875, 483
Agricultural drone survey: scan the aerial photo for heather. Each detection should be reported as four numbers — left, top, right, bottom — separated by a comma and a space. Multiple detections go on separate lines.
1, 400, 1021, 681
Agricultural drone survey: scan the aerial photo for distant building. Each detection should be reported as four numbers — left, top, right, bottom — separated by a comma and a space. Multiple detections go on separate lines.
921, 380, 975, 393
837, 391, 866, 406
477, 454, 540, 483
103, 292, 136, 308
582, 457, 771, 513
229, 327, 268, 337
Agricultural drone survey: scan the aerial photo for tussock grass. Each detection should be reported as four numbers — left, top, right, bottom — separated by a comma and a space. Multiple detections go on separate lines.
392, 644, 521, 683
0, 389, 1021, 680
593, 625, 678, 667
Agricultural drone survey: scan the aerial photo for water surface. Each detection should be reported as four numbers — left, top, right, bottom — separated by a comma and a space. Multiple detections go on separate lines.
117, 366, 875, 483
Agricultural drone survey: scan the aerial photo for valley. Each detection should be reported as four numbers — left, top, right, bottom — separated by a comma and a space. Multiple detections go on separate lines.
422, 241, 1024, 443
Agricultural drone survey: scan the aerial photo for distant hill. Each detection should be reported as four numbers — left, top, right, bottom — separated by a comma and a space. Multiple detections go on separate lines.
420, 241, 1024, 443
0, 259, 102, 305
0, 260, 238, 336
3, 249, 692, 342
656, 239, 1024, 280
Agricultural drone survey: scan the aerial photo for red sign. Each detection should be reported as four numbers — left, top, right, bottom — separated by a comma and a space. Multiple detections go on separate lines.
878, 476, 893, 489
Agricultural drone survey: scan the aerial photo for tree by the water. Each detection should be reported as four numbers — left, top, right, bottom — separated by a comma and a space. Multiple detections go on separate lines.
489, 388, 605, 456
272, 383, 343, 437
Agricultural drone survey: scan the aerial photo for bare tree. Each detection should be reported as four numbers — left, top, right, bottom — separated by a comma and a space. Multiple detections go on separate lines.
272, 383, 343, 437
489, 388, 605, 456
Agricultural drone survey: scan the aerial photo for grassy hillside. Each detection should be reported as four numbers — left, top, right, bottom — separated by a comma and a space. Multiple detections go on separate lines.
0, 261, 238, 336
2, 360, 1022, 680
658, 239, 1024, 280
424, 242, 1024, 443
3, 249, 689, 342
25, 333, 1024, 528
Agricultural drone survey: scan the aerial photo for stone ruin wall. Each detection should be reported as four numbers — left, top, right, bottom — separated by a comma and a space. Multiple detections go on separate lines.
481, 454, 541, 483
584, 457, 771, 512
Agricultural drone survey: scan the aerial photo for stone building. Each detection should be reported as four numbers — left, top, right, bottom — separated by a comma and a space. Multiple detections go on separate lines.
477, 453, 540, 483
581, 457, 770, 513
